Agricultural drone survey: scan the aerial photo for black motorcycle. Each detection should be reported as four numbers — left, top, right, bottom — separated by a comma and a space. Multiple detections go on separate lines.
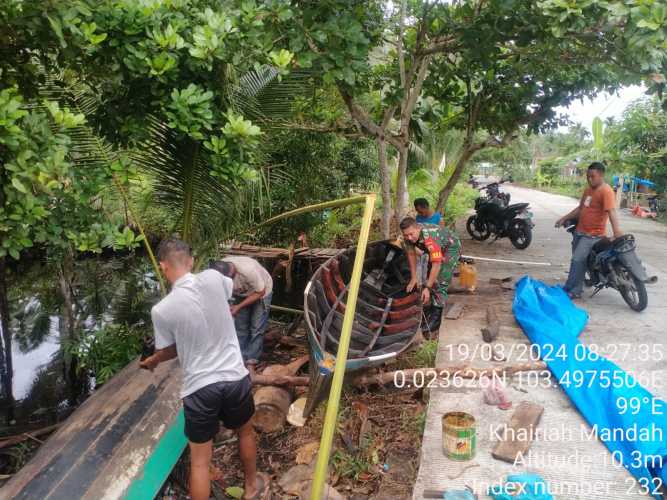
563, 220, 656, 312
479, 181, 511, 207
466, 190, 534, 249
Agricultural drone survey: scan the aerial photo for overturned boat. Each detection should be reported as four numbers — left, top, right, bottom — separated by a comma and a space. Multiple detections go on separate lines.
303, 240, 423, 417
2, 359, 185, 500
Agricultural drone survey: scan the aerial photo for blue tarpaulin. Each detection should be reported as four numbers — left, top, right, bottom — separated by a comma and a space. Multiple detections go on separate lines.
513, 277, 667, 499
613, 175, 658, 192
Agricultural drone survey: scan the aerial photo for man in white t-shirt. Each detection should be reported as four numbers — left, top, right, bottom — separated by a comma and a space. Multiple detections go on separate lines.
140, 239, 269, 500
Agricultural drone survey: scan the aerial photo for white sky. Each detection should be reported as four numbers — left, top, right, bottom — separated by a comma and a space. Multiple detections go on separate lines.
556, 85, 647, 132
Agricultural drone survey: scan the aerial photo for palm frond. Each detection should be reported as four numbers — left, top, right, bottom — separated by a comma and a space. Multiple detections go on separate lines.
230, 66, 315, 123
131, 116, 273, 246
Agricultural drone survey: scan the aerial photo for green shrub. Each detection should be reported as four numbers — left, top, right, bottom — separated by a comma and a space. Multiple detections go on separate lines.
65, 324, 144, 384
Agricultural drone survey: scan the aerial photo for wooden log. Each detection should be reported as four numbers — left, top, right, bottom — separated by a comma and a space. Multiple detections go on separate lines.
350, 361, 547, 388
481, 305, 500, 343
252, 374, 309, 387
260, 355, 309, 378
447, 285, 476, 295
491, 401, 544, 463
444, 303, 464, 320
253, 386, 293, 433
0, 424, 61, 450
252, 357, 547, 390
490, 277, 513, 284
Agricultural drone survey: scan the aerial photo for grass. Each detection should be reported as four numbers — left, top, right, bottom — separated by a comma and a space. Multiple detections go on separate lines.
408, 339, 438, 368
401, 407, 427, 438
527, 180, 583, 199
331, 449, 375, 481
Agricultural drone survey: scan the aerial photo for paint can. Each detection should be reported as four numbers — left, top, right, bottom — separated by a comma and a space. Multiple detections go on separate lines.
442, 412, 476, 461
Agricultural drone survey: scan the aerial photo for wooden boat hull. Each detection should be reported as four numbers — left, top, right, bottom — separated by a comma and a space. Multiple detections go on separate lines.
303, 240, 423, 416
1, 359, 185, 500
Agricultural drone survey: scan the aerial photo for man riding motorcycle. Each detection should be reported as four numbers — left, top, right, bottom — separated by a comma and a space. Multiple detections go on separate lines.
555, 162, 622, 299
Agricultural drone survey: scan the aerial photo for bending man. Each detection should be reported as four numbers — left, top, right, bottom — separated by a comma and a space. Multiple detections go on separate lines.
210, 256, 273, 371
400, 217, 461, 330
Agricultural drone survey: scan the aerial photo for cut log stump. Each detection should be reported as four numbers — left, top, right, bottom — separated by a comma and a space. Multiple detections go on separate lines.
253, 386, 293, 433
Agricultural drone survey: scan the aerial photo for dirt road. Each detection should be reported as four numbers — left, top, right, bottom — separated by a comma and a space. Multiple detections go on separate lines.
413, 185, 666, 499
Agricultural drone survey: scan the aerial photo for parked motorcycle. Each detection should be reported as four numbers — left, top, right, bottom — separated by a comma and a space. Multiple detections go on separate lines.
563, 219, 656, 312
478, 181, 511, 207
466, 193, 534, 249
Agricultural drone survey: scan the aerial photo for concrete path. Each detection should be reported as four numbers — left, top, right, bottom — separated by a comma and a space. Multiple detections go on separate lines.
413, 185, 667, 499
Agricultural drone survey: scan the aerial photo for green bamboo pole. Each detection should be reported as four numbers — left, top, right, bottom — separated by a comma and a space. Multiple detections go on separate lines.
310, 194, 376, 500
112, 175, 167, 296
269, 304, 303, 315
257, 195, 369, 227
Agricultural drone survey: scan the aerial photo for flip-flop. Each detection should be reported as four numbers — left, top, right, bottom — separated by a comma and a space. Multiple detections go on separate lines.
243, 472, 271, 500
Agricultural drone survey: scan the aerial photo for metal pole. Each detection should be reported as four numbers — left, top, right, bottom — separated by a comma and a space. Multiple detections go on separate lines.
460, 254, 552, 266
310, 194, 376, 500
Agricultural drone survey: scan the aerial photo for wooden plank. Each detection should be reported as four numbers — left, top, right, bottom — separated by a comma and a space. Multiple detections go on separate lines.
0, 424, 61, 449
481, 305, 500, 342
491, 401, 544, 463
489, 276, 513, 284
444, 303, 464, 320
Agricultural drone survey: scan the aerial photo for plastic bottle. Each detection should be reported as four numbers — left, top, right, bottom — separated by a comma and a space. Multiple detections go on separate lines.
458, 262, 478, 291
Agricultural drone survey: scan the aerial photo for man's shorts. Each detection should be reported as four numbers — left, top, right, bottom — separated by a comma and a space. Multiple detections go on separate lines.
183, 375, 254, 443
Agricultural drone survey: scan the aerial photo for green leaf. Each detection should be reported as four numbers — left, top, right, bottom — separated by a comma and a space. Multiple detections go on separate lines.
9, 248, 20, 260
12, 177, 28, 194
46, 14, 67, 48
225, 486, 244, 499
637, 19, 661, 30
269, 49, 293, 69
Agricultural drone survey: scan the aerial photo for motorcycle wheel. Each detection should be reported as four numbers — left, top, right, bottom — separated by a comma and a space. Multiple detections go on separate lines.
509, 219, 532, 249
466, 215, 491, 241
615, 264, 648, 312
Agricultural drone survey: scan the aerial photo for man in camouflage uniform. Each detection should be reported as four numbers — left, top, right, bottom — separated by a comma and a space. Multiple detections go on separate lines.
400, 216, 462, 308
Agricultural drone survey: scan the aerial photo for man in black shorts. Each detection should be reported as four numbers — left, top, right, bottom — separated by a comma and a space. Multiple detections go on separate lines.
140, 238, 269, 500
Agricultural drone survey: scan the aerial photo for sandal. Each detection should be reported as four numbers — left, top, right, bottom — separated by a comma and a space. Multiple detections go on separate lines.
243, 472, 271, 500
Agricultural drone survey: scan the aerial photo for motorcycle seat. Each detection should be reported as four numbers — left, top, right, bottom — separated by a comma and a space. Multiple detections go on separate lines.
503, 202, 529, 214
592, 238, 613, 253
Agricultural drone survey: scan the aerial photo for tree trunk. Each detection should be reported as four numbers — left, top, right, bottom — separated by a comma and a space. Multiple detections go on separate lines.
435, 145, 477, 212
58, 250, 85, 405
395, 144, 409, 226
377, 137, 393, 238
58, 251, 76, 341
0, 256, 14, 424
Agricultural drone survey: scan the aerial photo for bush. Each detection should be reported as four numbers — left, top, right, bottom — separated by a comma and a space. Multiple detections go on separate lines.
407, 167, 477, 225
65, 324, 145, 385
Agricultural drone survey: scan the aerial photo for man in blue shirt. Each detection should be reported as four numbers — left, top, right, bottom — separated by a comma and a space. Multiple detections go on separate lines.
414, 198, 444, 227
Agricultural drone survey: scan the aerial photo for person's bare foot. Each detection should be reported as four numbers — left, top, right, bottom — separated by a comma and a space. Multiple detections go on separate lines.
243, 472, 270, 499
